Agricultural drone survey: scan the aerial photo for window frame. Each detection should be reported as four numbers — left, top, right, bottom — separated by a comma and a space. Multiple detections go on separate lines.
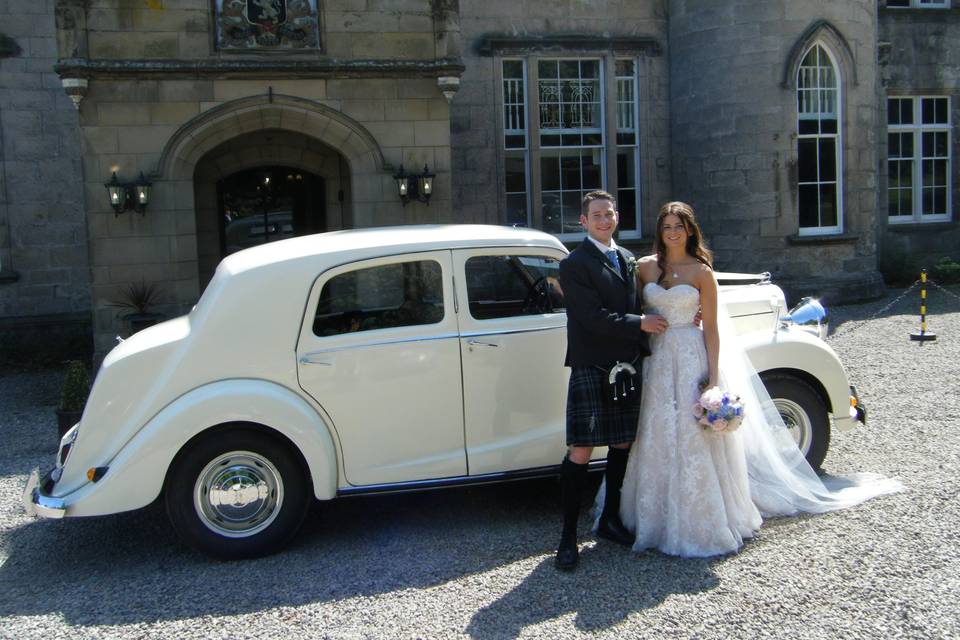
463, 253, 565, 320
311, 256, 447, 338
887, 95, 953, 224
885, 0, 951, 9
796, 43, 844, 237
496, 54, 643, 242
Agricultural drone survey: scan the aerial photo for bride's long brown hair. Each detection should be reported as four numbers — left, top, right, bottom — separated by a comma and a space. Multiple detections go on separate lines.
654, 201, 713, 283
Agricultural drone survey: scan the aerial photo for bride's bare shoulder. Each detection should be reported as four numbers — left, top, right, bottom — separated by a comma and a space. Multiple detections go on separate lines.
636, 255, 660, 282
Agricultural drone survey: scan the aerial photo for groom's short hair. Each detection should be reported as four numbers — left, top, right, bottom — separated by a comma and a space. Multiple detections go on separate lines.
581, 190, 617, 216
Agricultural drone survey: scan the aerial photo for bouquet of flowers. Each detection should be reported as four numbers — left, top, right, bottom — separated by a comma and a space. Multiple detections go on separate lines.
693, 385, 745, 433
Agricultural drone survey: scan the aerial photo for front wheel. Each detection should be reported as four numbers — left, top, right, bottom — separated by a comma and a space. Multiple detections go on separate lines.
760, 374, 830, 471
165, 429, 311, 559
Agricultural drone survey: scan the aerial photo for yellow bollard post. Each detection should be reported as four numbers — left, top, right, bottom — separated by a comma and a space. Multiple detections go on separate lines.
910, 269, 937, 342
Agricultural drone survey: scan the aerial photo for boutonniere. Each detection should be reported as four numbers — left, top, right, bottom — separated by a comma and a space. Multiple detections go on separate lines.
625, 256, 638, 275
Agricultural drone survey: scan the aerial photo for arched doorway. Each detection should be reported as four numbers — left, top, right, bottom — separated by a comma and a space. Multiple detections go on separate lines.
219, 166, 326, 255
193, 129, 352, 286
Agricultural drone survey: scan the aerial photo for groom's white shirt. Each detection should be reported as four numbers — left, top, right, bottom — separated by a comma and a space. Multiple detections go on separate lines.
586, 235, 619, 255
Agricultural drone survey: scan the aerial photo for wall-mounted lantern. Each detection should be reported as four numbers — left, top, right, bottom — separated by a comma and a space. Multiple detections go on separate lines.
105, 172, 152, 216
392, 164, 435, 206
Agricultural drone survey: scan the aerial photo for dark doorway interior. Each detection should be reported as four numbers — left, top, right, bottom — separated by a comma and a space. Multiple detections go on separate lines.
218, 166, 326, 256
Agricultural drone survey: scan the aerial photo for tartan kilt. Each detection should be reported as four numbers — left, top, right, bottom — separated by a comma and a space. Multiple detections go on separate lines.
566, 366, 642, 447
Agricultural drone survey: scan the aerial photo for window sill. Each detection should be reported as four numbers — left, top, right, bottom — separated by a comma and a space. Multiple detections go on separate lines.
786, 232, 860, 246
886, 220, 958, 232
0, 269, 19, 284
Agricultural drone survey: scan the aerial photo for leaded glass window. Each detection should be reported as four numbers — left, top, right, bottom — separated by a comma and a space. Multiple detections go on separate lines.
503, 60, 529, 227
615, 59, 639, 232
499, 57, 641, 239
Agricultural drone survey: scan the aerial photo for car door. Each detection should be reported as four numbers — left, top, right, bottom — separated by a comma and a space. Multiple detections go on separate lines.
453, 248, 570, 475
296, 251, 466, 486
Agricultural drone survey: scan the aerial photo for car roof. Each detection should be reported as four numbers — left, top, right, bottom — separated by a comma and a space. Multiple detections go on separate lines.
220, 224, 569, 274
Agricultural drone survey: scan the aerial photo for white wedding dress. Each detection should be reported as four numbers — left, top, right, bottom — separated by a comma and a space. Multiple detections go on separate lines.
609, 282, 903, 558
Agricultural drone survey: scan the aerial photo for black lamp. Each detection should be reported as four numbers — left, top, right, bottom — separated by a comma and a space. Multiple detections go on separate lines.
105, 172, 152, 216
393, 164, 435, 206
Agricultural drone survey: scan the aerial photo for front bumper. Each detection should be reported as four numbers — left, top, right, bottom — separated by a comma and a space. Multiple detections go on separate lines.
21, 467, 67, 519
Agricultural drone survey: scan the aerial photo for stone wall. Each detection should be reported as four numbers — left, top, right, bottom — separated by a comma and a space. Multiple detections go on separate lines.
59, 1, 461, 358
0, 0, 89, 323
77, 0, 440, 60
878, 5, 960, 279
668, 0, 885, 303
453, 0, 672, 237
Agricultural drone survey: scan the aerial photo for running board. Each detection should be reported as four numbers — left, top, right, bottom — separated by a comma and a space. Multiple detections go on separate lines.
337, 459, 607, 497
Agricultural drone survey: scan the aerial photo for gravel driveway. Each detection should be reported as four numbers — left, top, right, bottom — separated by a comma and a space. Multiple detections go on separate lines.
1, 285, 958, 639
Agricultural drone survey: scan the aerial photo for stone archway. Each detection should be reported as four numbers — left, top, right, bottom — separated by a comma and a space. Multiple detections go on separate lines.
154, 93, 390, 231
193, 130, 351, 287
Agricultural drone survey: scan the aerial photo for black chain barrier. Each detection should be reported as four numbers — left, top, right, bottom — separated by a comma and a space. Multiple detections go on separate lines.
826, 273, 959, 343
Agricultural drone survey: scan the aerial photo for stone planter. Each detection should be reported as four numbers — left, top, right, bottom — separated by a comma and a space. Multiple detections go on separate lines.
125, 312, 166, 334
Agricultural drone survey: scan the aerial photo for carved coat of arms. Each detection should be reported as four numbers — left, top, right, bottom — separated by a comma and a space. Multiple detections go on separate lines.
216, 0, 319, 49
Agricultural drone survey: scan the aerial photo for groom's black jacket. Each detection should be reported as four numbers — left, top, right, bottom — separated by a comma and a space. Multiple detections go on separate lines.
559, 240, 650, 368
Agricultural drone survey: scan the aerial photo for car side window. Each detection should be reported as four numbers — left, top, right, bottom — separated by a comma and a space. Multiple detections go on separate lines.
313, 260, 444, 336
465, 255, 565, 320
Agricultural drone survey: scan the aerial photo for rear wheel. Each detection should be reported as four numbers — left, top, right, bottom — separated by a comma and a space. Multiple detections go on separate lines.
760, 374, 830, 471
165, 430, 311, 559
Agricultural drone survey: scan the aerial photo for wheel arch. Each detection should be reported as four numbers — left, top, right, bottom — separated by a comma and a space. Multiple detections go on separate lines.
163, 420, 314, 496
758, 367, 832, 413
741, 330, 853, 426
64, 379, 339, 517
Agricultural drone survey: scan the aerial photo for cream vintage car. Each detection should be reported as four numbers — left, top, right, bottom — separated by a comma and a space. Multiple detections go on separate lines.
23, 225, 864, 558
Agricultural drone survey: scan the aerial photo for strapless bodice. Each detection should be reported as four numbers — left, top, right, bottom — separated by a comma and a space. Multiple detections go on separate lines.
642, 282, 700, 328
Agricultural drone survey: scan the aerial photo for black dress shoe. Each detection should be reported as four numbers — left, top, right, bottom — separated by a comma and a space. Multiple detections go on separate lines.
555, 535, 579, 571
596, 515, 635, 546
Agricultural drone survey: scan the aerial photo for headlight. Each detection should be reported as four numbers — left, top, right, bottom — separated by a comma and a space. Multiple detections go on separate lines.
780, 297, 828, 340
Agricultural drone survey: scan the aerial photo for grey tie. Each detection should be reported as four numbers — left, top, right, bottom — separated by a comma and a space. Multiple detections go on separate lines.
606, 249, 621, 272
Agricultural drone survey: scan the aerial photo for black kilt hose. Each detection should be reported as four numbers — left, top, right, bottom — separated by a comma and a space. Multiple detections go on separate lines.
566, 366, 642, 446
559, 240, 650, 448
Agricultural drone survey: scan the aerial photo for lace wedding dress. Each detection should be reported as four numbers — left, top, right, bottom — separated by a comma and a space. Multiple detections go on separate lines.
610, 282, 903, 558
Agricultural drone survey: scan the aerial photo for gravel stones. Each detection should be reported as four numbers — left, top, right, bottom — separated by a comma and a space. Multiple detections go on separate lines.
1, 286, 958, 639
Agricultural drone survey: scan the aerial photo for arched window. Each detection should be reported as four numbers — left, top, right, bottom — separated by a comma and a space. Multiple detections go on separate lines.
797, 44, 841, 235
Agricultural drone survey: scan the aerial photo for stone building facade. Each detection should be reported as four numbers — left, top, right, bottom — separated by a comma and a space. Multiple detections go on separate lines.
0, 0, 90, 360
0, 0, 956, 361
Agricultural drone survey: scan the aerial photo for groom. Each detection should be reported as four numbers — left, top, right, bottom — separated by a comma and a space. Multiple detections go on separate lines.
555, 190, 667, 571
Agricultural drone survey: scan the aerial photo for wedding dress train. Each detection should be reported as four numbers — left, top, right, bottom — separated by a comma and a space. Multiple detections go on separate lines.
608, 282, 903, 558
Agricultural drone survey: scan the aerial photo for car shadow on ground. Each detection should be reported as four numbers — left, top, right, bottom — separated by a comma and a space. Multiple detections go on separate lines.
0, 473, 714, 630
0, 473, 725, 631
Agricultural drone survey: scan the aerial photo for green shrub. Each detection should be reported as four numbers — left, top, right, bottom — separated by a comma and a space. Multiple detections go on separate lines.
59, 360, 91, 413
931, 257, 960, 284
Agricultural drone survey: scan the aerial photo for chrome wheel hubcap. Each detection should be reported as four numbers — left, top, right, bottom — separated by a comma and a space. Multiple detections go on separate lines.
194, 451, 283, 538
774, 398, 812, 455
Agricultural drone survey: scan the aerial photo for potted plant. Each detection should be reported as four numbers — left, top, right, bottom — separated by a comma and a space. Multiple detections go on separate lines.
57, 360, 90, 438
110, 281, 165, 334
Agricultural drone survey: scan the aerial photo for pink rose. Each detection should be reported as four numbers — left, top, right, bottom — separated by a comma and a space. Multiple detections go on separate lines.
692, 402, 704, 417
710, 418, 728, 432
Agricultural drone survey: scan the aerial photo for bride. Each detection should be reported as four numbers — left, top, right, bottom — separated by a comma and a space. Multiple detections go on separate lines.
610, 201, 903, 558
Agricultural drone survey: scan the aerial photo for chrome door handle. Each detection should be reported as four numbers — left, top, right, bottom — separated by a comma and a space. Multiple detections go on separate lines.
299, 355, 334, 366
467, 339, 499, 348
